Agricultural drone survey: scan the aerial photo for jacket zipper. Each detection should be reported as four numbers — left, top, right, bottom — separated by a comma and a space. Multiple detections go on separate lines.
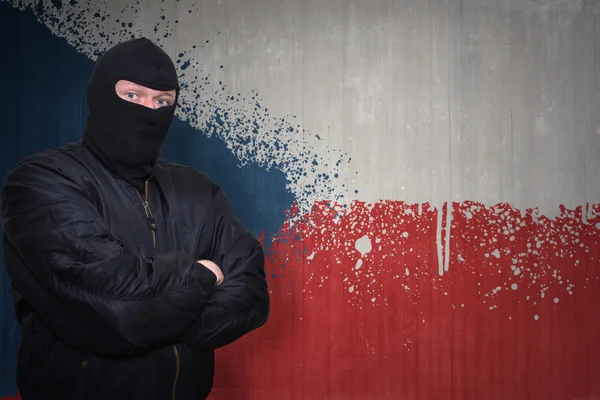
137, 180, 181, 400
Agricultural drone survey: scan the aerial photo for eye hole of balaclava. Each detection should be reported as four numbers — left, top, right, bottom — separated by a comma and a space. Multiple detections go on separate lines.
114, 80, 177, 110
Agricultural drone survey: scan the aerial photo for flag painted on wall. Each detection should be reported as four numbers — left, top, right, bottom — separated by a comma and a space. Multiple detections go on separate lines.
1, 1, 599, 399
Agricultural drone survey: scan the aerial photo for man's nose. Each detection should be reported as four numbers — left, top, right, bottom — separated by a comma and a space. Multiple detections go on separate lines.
141, 98, 156, 109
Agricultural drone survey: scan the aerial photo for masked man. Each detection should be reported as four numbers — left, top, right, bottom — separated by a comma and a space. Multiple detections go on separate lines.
1, 37, 269, 400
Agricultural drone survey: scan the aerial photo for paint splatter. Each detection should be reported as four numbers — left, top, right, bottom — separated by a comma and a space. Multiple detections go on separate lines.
4, 0, 354, 215
5, 0, 596, 225
221, 201, 600, 399
267, 201, 600, 315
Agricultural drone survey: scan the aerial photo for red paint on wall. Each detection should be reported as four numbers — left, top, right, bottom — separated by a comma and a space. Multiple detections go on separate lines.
3, 202, 599, 400
210, 201, 600, 400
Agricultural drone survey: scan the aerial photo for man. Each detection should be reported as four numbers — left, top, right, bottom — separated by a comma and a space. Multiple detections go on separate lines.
1, 37, 269, 399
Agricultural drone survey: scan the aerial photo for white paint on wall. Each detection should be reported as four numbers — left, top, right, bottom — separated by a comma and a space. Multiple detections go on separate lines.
436, 204, 453, 276
354, 259, 363, 270
5, 0, 597, 219
355, 235, 372, 256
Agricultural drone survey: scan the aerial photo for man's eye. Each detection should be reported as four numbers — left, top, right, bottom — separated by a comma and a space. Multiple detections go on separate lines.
157, 99, 170, 107
125, 93, 137, 100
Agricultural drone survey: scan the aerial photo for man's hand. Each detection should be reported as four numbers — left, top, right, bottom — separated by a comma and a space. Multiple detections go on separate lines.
197, 260, 224, 286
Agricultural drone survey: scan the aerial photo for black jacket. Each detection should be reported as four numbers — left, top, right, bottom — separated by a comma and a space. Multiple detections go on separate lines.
1, 142, 270, 400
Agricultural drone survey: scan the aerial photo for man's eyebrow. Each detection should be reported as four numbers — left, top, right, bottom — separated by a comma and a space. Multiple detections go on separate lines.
120, 83, 142, 90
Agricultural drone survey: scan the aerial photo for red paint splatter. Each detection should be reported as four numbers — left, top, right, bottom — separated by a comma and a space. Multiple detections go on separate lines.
0, 393, 20, 400
210, 201, 600, 400
3, 201, 598, 400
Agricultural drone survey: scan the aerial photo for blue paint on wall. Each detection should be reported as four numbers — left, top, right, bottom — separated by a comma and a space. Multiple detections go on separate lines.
0, 3, 293, 396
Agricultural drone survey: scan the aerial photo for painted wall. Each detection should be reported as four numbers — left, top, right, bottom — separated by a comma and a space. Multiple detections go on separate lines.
1, 0, 599, 399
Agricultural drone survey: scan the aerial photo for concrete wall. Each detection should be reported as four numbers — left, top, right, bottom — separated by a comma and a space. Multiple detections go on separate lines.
1, 0, 599, 399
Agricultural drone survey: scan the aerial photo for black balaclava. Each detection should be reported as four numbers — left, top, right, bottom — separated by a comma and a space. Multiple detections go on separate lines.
82, 37, 179, 192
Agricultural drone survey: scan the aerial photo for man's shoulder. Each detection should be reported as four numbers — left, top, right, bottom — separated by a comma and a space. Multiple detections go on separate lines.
1, 143, 92, 204
6, 143, 88, 183
11, 142, 86, 171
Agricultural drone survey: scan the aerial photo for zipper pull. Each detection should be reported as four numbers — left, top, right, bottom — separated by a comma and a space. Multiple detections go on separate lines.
141, 200, 158, 231
141, 200, 150, 216
148, 217, 158, 231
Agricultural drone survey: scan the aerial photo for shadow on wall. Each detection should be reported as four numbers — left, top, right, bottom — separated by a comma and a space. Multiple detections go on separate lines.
0, 3, 294, 397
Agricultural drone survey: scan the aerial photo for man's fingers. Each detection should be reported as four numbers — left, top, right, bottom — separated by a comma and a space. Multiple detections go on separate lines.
197, 260, 224, 286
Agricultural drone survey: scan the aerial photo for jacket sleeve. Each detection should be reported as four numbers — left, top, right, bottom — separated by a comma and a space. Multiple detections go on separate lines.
182, 185, 270, 350
1, 159, 217, 355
